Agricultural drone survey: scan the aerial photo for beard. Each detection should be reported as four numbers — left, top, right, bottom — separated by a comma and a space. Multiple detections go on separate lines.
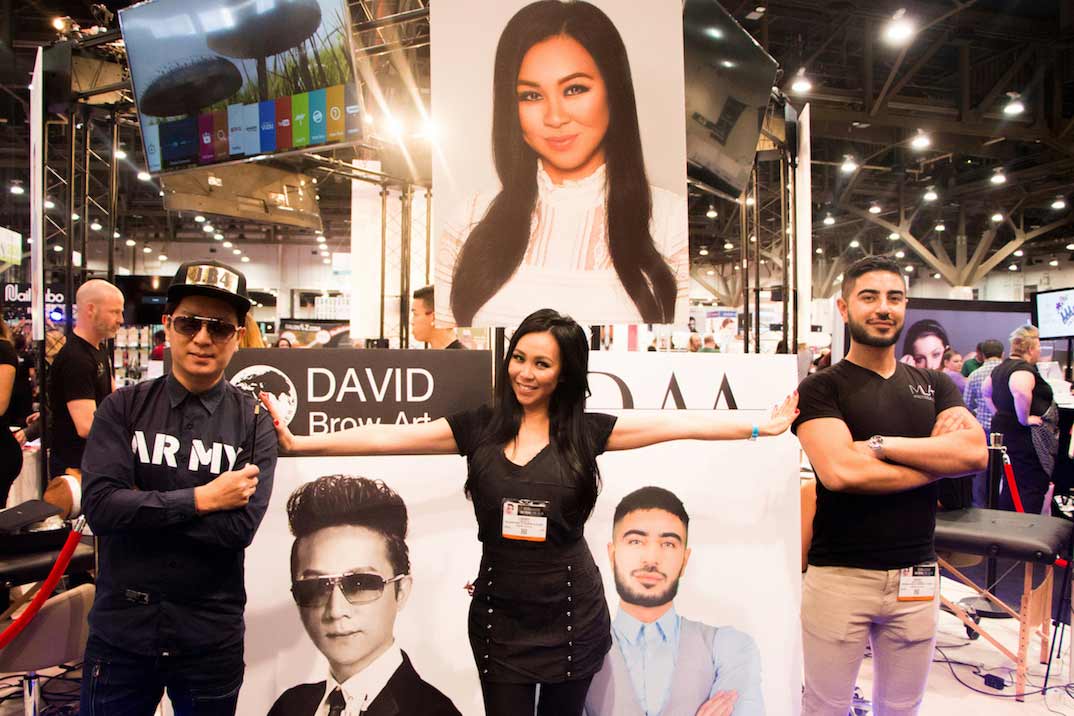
847, 315, 903, 348
613, 563, 682, 608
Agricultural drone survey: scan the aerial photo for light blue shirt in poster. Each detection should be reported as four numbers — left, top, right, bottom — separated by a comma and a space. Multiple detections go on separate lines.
611, 606, 763, 716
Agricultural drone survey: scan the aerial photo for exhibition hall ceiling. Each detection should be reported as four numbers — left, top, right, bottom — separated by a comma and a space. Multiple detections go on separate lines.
1, 0, 1073, 291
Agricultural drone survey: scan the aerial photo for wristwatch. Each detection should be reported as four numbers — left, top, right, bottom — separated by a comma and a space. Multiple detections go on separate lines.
867, 435, 886, 461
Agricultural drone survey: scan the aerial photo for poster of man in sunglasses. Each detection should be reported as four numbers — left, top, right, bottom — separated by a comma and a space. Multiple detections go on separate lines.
268, 475, 461, 716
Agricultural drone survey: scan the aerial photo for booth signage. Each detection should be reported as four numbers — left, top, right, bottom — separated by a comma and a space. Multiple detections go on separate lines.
225, 349, 492, 435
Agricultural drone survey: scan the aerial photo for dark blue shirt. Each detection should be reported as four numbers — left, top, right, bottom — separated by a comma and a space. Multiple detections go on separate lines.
81, 373, 277, 655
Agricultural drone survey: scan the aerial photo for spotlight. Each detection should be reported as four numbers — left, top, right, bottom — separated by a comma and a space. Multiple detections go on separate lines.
113, 231, 120, 238
990, 169, 1006, 185
71, 213, 80, 221
1052, 196, 1067, 210
991, 213, 1003, 223
322, 258, 330, 265
816, 247, 824, 254
706, 205, 718, 219
142, 245, 152, 254
214, 233, 224, 240
745, 195, 755, 206
1067, 243, 1074, 251
895, 250, 905, 258
1014, 249, 1024, 257
1008, 264, 1018, 271
90, 221, 102, 231
9, 183, 24, 195
840, 155, 859, 174
923, 187, 938, 202
316, 236, 326, 243
125, 239, 136, 247
706, 269, 715, 276
44, 199, 55, 209
849, 239, 861, 248
222, 241, 233, 248
114, 149, 127, 160
315, 229, 323, 235
869, 203, 882, 214
137, 171, 151, 181
1003, 92, 1025, 116
202, 225, 214, 233
904, 265, 914, 273
883, 9, 915, 46
232, 248, 241, 255
823, 213, 835, 226
699, 247, 709, 256
241, 256, 250, 263
194, 215, 206, 223
935, 222, 946, 232
52, 244, 63, 252
1050, 259, 1059, 267
910, 130, 931, 151
158, 254, 168, 262
888, 232, 900, 240
790, 68, 812, 94
320, 250, 330, 257
933, 273, 941, 279
723, 242, 734, 250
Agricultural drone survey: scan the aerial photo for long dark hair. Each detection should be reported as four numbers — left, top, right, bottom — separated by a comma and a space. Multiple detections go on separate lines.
467, 308, 602, 519
449, 0, 676, 326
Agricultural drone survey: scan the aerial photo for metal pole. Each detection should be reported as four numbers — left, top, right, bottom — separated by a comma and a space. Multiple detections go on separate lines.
790, 148, 800, 349
740, 179, 750, 352
752, 166, 761, 353
379, 185, 387, 340
64, 110, 76, 336
80, 115, 90, 285
424, 189, 432, 286
106, 113, 119, 282
780, 153, 789, 351
399, 185, 413, 346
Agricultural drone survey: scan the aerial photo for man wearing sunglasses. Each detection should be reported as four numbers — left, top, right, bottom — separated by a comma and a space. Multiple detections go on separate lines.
80, 260, 277, 715
269, 475, 459, 716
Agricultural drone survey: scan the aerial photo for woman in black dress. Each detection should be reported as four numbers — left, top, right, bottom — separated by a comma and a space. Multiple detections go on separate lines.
261, 308, 797, 715
0, 317, 22, 507
984, 324, 1057, 513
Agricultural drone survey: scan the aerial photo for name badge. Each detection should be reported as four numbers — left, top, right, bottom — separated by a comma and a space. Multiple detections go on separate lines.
897, 562, 938, 601
502, 499, 549, 542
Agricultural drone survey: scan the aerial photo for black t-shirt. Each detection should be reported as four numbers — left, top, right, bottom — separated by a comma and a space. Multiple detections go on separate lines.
0, 340, 16, 430
49, 333, 113, 471
446, 405, 617, 547
792, 359, 964, 569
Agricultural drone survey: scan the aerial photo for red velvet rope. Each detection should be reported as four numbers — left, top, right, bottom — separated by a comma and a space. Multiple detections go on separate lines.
0, 524, 83, 651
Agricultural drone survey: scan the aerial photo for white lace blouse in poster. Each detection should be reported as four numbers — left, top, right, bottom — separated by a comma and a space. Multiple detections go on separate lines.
430, 0, 688, 329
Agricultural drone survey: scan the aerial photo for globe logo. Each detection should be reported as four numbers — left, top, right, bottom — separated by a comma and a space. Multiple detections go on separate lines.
231, 365, 298, 427
312, 110, 323, 123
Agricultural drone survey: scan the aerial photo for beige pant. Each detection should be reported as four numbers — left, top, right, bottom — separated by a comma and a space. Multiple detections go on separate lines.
802, 565, 940, 716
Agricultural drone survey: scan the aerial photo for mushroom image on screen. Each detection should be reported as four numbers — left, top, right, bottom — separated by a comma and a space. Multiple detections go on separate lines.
139, 56, 243, 117
206, 0, 322, 102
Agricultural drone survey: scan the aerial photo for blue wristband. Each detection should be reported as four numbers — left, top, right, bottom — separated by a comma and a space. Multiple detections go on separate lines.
749, 424, 759, 441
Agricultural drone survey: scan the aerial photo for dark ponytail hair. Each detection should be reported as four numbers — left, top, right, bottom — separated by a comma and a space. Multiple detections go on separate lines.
466, 308, 602, 520
449, 0, 676, 326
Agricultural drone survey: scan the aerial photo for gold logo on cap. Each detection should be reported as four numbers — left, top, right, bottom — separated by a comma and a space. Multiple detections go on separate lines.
185, 265, 239, 294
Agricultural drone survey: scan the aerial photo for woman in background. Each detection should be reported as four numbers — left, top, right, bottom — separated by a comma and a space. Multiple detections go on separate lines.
0, 315, 23, 507
942, 349, 967, 392
436, 0, 686, 328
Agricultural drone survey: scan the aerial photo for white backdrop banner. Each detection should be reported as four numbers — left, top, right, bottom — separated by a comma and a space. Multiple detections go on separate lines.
239, 353, 800, 716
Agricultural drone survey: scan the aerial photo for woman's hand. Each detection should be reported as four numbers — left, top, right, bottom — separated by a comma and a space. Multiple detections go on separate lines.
1027, 415, 1043, 427
759, 391, 799, 437
259, 392, 297, 453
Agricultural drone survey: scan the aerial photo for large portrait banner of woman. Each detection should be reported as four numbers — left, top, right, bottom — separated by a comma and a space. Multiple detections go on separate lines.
430, 0, 689, 328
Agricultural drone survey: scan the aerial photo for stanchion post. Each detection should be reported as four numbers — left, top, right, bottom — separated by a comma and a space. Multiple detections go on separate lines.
985, 433, 1005, 592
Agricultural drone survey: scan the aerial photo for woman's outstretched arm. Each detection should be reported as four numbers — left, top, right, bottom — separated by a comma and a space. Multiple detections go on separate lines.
259, 392, 459, 456
605, 392, 798, 451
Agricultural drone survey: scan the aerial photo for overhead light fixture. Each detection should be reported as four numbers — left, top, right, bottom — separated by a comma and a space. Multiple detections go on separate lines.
933, 272, 941, 279
1003, 92, 1025, 116
706, 269, 715, 276
849, 239, 861, 248
315, 229, 323, 235
202, 225, 214, 233
194, 215, 206, 223
1014, 249, 1024, 257
869, 203, 882, 214
158, 253, 168, 262
745, 195, 755, 206
749, 234, 756, 243
904, 265, 914, 273
910, 129, 931, 151
699, 247, 709, 256
142, 244, 152, 254
706, 205, 718, 219
52, 244, 63, 252
935, 222, 946, 232
44, 199, 55, 209
723, 241, 734, 250
923, 187, 938, 202
125, 238, 136, 247
720, 60, 736, 69
895, 250, 906, 258
71, 212, 80, 221
991, 212, 1004, 222
816, 247, 824, 254
990, 168, 1007, 185
113, 231, 120, 238
320, 250, 330, 257
1052, 196, 1067, 210
322, 258, 331, 265
888, 231, 900, 240
1066, 243, 1074, 251
90, 221, 102, 231
790, 67, 812, 94
1050, 258, 1060, 267
823, 213, 835, 226
222, 241, 233, 248
316, 236, 326, 243
9, 183, 24, 195
883, 8, 915, 46
214, 233, 223, 240
232, 248, 241, 256
840, 155, 859, 174
241, 256, 250, 263
137, 171, 151, 181
114, 149, 127, 160
1008, 263, 1018, 271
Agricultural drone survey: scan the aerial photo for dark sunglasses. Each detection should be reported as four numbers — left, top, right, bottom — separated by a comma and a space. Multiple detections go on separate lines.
169, 314, 239, 343
291, 571, 407, 608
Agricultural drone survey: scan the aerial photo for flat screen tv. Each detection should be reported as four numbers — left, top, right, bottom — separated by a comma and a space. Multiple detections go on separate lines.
683, 0, 778, 197
119, 0, 361, 175
1032, 287, 1074, 340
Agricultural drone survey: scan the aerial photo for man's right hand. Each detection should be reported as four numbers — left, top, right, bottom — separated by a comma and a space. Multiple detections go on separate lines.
194, 464, 260, 513
696, 691, 738, 716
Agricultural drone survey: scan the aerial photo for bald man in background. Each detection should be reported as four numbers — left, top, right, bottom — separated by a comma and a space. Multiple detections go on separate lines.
48, 279, 124, 478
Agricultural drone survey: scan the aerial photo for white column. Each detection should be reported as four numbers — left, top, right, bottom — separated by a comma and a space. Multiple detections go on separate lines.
350, 160, 384, 342
795, 105, 813, 345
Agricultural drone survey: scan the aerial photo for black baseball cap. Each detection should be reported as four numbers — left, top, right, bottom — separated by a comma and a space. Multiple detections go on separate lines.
167, 260, 251, 319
